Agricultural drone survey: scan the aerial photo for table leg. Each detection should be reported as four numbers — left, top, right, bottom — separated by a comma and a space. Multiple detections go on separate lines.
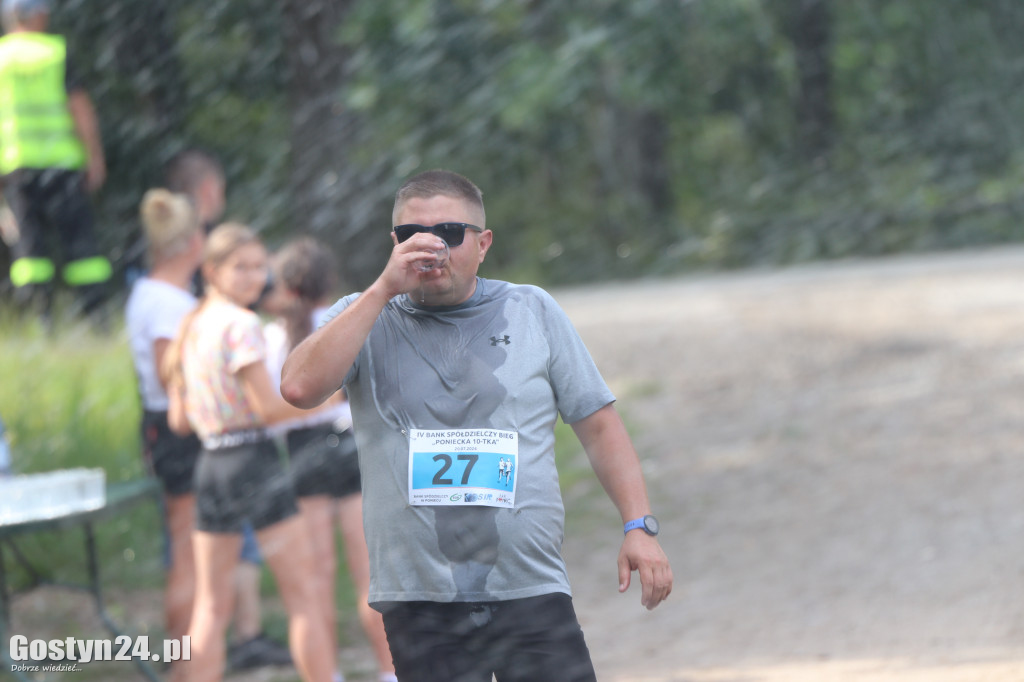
0, 542, 32, 682
0, 540, 8, 626
83, 524, 163, 682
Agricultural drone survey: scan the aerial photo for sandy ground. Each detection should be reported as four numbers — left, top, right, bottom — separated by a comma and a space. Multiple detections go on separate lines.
10, 245, 1024, 681
557, 246, 1024, 682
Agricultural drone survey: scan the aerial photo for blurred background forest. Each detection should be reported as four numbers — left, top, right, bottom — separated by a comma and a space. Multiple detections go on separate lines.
3, 0, 1022, 294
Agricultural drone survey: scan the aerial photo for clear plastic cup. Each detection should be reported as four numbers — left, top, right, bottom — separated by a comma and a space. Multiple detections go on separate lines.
415, 241, 450, 272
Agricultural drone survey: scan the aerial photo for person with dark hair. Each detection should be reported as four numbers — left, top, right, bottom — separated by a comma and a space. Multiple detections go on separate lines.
261, 237, 396, 682
281, 169, 672, 682
164, 149, 225, 233
0, 0, 110, 319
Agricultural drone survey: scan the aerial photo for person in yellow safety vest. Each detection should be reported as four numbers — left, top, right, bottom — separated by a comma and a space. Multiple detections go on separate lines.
0, 0, 110, 320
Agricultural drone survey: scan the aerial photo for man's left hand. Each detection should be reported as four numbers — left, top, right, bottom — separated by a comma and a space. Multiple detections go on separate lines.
618, 532, 673, 610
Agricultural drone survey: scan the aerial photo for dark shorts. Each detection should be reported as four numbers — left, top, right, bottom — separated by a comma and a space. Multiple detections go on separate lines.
286, 423, 361, 499
193, 438, 298, 533
377, 593, 597, 682
141, 410, 200, 497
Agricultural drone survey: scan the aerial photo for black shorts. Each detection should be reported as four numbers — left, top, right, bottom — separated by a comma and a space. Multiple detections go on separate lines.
141, 410, 200, 497
286, 424, 361, 499
193, 438, 298, 533
377, 593, 597, 682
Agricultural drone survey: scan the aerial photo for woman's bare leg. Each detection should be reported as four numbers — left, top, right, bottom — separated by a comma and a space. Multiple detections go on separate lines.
298, 496, 339, 652
175, 530, 242, 682
257, 514, 335, 682
164, 493, 196, 642
337, 494, 394, 677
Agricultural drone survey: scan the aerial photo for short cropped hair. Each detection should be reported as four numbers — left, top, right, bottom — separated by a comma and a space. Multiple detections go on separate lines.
392, 169, 485, 226
2, 0, 49, 31
164, 149, 223, 198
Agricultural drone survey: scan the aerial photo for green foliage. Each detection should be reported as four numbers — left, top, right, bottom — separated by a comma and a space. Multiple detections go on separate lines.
9, 0, 1024, 295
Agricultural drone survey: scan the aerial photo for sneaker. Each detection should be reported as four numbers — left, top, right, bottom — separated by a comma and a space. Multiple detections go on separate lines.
227, 633, 293, 670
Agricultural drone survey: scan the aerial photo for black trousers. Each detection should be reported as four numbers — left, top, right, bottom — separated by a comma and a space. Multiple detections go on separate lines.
5, 169, 102, 272
4, 168, 108, 315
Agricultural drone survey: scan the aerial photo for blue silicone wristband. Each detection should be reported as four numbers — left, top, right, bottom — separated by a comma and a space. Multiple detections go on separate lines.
623, 517, 647, 535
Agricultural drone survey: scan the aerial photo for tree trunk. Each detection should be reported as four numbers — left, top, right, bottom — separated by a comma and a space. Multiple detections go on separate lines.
112, 0, 186, 140
281, 0, 386, 287
635, 109, 672, 217
781, 0, 835, 160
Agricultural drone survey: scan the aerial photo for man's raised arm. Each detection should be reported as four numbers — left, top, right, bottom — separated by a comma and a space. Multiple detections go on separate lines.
281, 232, 447, 408
280, 283, 390, 408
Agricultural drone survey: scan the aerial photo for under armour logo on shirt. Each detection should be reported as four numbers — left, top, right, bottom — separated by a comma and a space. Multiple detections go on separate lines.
489, 335, 511, 346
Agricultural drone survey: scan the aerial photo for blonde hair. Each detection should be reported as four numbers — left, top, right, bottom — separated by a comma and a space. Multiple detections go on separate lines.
139, 189, 199, 264
201, 222, 261, 274
160, 222, 263, 388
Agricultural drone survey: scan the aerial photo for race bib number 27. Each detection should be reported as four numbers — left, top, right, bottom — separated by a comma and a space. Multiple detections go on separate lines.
408, 428, 517, 508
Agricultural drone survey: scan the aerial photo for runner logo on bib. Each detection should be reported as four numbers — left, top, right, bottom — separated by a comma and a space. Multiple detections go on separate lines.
408, 428, 517, 508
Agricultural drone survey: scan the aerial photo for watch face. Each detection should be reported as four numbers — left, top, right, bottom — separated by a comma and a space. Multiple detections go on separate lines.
644, 515, 660, 535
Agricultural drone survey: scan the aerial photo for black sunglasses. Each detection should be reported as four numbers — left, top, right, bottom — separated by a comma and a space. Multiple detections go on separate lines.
393, 222, 483, 247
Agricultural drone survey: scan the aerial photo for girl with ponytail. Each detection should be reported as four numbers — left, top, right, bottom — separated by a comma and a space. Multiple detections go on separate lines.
261, 238, 396, 682
163, 224, 334, 682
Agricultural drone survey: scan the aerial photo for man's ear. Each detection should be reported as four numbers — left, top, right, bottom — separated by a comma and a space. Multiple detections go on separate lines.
477, 229, 493, 263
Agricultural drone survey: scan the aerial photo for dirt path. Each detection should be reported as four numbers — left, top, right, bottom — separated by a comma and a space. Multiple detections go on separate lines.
555, 246, 1024, 682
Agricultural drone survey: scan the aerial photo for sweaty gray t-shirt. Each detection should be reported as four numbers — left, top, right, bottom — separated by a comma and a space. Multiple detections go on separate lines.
322, 277, 615, 605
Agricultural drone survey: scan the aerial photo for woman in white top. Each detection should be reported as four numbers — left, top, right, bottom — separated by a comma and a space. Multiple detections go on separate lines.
125, 189, 203, 649
261, 238, 395, 682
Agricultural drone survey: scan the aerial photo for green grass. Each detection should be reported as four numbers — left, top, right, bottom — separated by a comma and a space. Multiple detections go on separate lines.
0, 310, 164, 593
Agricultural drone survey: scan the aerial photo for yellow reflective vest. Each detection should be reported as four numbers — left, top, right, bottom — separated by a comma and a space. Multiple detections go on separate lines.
0, 32, 86, 174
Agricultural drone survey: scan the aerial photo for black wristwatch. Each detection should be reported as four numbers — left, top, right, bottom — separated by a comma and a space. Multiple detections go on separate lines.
623, 514, 659, 536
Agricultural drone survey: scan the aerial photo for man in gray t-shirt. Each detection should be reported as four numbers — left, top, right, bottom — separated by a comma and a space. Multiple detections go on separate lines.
282, 169, 672, 682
